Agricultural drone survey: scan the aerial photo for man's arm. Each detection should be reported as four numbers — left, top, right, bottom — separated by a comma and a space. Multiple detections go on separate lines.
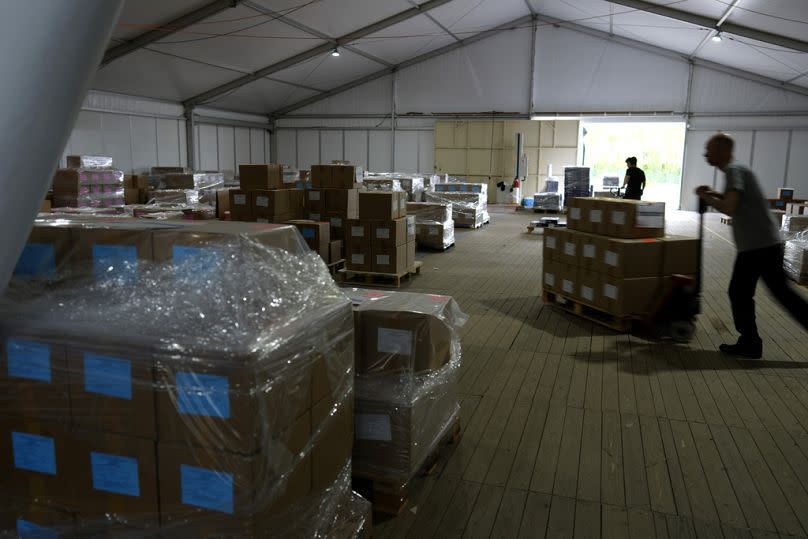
696, 186, 739, 216
623, 174, 629, 187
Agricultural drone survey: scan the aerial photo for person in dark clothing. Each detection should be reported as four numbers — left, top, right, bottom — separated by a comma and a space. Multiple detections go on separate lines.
623, 157, 645, 200
696, 132, 808, 359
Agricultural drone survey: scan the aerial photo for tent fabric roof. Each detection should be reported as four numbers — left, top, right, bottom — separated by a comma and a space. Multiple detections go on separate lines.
96, 0, 808, 114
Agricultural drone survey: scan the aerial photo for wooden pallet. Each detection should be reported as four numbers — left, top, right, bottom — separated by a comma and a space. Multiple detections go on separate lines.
338, 261, 422, 288
720, 217, 733, 225
533, 207, 565, 214
456, 219, 490, 229
543, 289, 634, 332
327, 258, 345, 277
352, 417, 461, 515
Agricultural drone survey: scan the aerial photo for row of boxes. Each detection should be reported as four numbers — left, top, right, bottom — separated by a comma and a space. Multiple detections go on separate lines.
566, 197, 665, 238
229, 188, 306, 223
345, 217, 415, 274
303, 188, 359, 222
310, 165, 358, 189
287, 220, 342, 263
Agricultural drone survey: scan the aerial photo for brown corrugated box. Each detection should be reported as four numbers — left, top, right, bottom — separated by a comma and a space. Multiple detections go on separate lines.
239, 164, 283, 190
327, 214, 346, 244
306, 189, 325, 214
287, 220, 330, 260
160, 174, 198, 189
406, 241, 415, 271
542, 259, 562, 293
0, 502, 75, 538
358, 192, 405, 221
253, 190, 289, 220
565, 198, 584, 231
67, 346, 157, 440
660, 236, 699, 275
372, 218, 409, 249
598, 237, 663, 278
0, 336, 69, 421
151, 166, 185, 175
311, 397, 352, 491
229, 189, 254, 221
601, 276, 661, 316
124, 187, 139, 205
330, 240, 343, 263
346, 241, 372, 272
582, 198, 607, 234
558, 264, 579, 298
576, 231, 600, 271
578, 270, 601, 308
372, 243, 408, 274
331, 165, 357, 189
347, 219, 371, 247
325, 189, 358, 218
13, 223, 72, 280
68, 224, 153, 282
542, 227, 561, 262
310, 165, 332, 189
558, 229, 580, 267
216, 189, 231, 219
601, 199, 665, 238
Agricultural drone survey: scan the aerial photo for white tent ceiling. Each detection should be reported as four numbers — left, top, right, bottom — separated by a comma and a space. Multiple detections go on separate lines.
96, 0, 808, 114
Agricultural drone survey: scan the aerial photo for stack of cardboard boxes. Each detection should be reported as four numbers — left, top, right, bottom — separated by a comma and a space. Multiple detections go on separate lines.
306, 164, 360, 264
229, 164, 305, 224
425, 183, 489, 228
3, 218, 357, 537
348, 289, 464, 484
53, 155, 125, 208
345, 192, 415, 275
543, 198, 699, 318
406, 202, 454, 250
768, 187, 805, 211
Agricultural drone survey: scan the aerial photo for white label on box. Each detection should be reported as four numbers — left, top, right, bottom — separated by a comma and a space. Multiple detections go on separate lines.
637, 204, 665, 228
351, 226, 365, 238
611, 210, 626, 225
400, 197, 407, 211
546, 236, 557, 249
544, 272, 555, 287
605, 250, 618, 267
376, 254, 390, 266
583, 244, 595, 259
377, 228, 390, 239
356, 414, 392, 441
310, 213, 320, 220
351, 254, 364, 264
234, 194, 246, 205
582, 286, 594, 302
330, 217, 342, 228
564, 242, 576, 257
429, 227, 439, 236
407, 216, 415, 237
604, 284, 618, 299
255, 196, 268, 208
570, 208, 581, 220
562, 279, 574, 294
378, 327, 413, 357
590, 209, 602, 223
309, 191, 320, 201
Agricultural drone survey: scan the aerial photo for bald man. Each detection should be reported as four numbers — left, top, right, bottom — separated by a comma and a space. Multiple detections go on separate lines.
696, 133, 808, 359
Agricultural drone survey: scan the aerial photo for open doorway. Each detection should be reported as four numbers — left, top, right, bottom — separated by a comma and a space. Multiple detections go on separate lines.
581, 121, 686, 208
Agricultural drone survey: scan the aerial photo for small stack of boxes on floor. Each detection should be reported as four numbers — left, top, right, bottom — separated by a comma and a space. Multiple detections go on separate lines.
3, 217, 364, 537
406, 202, 454, 250
347, 289, 465, 489
425, 182, 489, 228
543, 198, 699, 318
229, 164, 305, 224
783, 214, 808, 284
345, 189, 415, 275
53, 155, 125, 208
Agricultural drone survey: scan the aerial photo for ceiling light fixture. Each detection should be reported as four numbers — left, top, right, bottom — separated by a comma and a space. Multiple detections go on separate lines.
331, 47, 340, 57
711, 31, 723, 43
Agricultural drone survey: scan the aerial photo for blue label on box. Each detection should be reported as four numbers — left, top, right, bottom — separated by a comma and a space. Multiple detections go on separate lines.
14, 243, 56, 279
92, 244, 138, 283
302, 228, 315, 239
471, 185, 481, 193
17, 519, 58, 539
172, 246, 220, 278
175, 372, 230, 418
448, 185, 457, 192
180, 464, 234, 514
84, 353, 132, 400
7, 338, 51, 383
12, 432, 56, 475
91, 451, 140, 497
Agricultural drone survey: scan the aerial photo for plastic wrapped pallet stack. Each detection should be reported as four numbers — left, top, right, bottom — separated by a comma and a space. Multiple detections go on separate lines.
363, 173, 426, 202
425, 182, 489, 228
406, 202, 454, 250
782, 215, 808, 284
543, 198, 699, 320
4, 217, 357, 537
53, 155, 125, 209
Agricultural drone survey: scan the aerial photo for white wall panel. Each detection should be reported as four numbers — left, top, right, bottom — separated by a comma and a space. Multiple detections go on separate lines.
751, 131, 789, 197
394, 132, 419, 173
369, 131, 392, 172
344, 131, 368, 170
156, 119, 181, 167
69, 111, 104, 156
419, 131, 435, 173
681, 130, 716, 211
320, 131, 344, 163
250, 129, 266, 164
297, 130, 320, 170
131, 116, 158, 174
234, 128, 251, 170
295, 76, 393, 116
101, 114, 133, 173
690, 67, 808, 113
787, 131, 808, 193
217, 126, 235, 178
277, 130, 297, 168
198, 124, 219, 171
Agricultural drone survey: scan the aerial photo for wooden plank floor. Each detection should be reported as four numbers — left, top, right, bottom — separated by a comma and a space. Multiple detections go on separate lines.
370, 209, 808, 539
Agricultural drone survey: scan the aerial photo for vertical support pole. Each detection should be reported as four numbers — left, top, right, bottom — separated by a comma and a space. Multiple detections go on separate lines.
528, 15, 538, 116
269, 118, 277, 163
391, 70, 398, 172
184, 105, 196, 170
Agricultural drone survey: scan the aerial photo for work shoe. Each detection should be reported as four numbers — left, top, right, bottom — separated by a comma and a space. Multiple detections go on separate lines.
719, 339, 762, 359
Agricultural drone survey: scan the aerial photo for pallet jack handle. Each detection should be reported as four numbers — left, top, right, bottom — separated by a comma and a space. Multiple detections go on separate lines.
695, 197, 708, 297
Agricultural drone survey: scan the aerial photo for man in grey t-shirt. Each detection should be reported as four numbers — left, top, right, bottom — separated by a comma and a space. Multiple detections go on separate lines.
696, 133, 808, 358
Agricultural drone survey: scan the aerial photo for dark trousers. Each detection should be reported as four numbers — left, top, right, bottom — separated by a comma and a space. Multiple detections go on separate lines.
729, 243, 808, 341
624, 192, 641, 200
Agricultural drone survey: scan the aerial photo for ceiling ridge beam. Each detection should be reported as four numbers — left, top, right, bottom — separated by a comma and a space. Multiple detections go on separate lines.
183, 0, 453, 107
608, 0, 808, 53
102, 0, 242, 67
241, 0, 394, 67
270, 15, 533, 117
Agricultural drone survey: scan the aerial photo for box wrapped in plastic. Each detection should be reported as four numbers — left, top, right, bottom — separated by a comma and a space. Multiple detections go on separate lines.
564, 167, 591, 204
785, 232, 808, 284
534, 192, 562, 211
52, 168, 125, 208
433, 182, 487, 197
66, 155, 114, 169
406, 202, 452, 224
346, 289, 466, 484
407, 202, 454, 249
543, 178, 560, 193
363, 173, 426, 202
782, 215, 808, 234
3, 218, 357, 537
158, 172, 224, 191
362, 177, 402, 192
331, 491, 372, 539
425, 190, 488, 228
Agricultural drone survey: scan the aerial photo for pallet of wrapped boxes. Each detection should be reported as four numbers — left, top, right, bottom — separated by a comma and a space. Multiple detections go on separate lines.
363, 173, 426, 202
346, 288, 467, 514
543, 197, 699, 331
425, 182, 489, 228
783, 215, 808, 285
4, 217, 359, 537
406, 202, 455, 250
53, 155, 125, 209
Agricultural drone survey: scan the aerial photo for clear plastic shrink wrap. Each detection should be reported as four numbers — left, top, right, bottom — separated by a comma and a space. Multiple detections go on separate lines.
346, 289, 467, 486
425, 182, 488, 228
4, 216, 357, 537
406, 202, 454, 249
363, 173, 426, 203
784, 230, 808, 284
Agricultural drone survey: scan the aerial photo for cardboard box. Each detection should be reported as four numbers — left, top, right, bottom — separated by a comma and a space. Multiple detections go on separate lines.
159, 174, 196, 189
598, 237, 663, 278
543, 259, 561, 293
578, 198, 606, 234
372, 218, 409, 249
778, 187, 795, 201
311, 397, 352, 491
288, 189, 305, 218
40, 198, 51, 213
311, 165, 332, 189
306, 189, 325, 214
72, 432, 159, 526
358, 192, 404, 221
306, 211, 324, 222
577, 231, 600, 271
325, 189, 358, 218
787, 202, 808, 215
12, 223, 72, 281
660, 235, 699, 275
578, 270, 601, 308
253, 190, 289, 220
216, 189, 231, 219
287, 220, 330, 260
372, 243, 408, 274
601, 199, 665, 238
124, 187, 139, 205
346, 241, 372, 272
558, 229, 581, 266
329, 240, 343, 263
558, 264, 579, 298
543, 227, 561, 262
406, 202, 452, 223
346, 220, 371, 246
229, 189, 254, 221
331, 165, 357, 189
602, 276, 661, 316
69, 224, 153, 283
239, 164, 283, 190
0, 502, 75, 539
151, 166, 185, 175
565, 198, 585, 231
66, 346, 157, 439
406, 241, 416, 271
0, 336, 69, 421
